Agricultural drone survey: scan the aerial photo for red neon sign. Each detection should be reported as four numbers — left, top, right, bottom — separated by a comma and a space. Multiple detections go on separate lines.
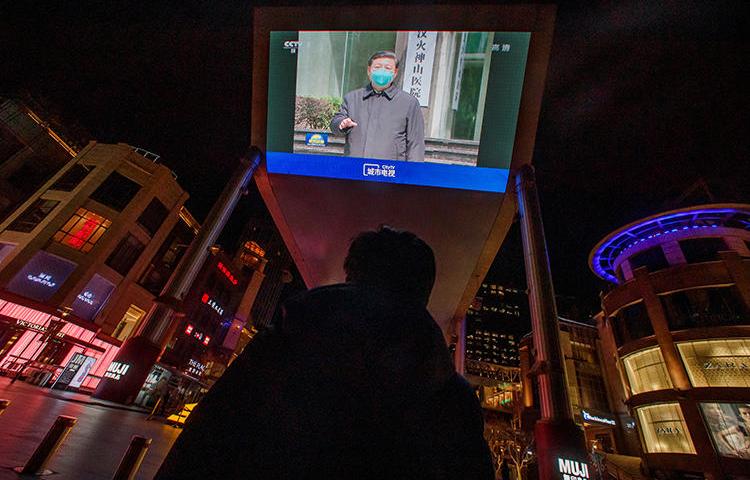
65, 218, 99, 249
217, 262, 238, 285
203, 336, 211, 346
185, 324, 194, 335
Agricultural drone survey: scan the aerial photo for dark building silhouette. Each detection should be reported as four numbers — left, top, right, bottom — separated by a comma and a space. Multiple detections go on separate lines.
0, 97, 89, 222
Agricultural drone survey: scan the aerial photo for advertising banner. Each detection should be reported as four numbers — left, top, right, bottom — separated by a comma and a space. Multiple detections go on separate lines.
53, 353, 96, 389
701, 402, 750, 459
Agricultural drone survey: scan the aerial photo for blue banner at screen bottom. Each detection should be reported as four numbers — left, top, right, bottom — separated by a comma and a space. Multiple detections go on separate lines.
266, 152, 508, 193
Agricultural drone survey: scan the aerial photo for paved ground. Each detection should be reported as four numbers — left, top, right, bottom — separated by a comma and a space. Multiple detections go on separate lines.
0, 378, 181, 479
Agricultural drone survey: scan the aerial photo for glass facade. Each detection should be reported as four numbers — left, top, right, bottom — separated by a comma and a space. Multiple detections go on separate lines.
679, 237, 727, 263
6, 199, 60, 233
53, 208, 111, 252
636, 403, 696, 454
137, 198, 169, 237
678, 338, 750, 388
105, 234, 145, 276
629, 245, 669, 273
89, 171, 141, 211
623, 346, 673, 395
611, 301, 654, 347
49, 164, 94, 192
661, 287, 747, 330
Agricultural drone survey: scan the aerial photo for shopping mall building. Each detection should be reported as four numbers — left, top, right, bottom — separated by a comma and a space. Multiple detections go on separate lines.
0, 140, 196, 392
590, 204, 750, 479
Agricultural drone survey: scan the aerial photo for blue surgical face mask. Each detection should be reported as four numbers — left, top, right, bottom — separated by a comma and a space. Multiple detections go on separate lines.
371, 68, 395, 88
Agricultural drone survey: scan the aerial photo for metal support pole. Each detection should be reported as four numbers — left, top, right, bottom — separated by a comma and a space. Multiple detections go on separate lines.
515, 164, 571, 421
112, 436, 152, 480
16, 415, 77, 475
516, 164, 587, 480
140, 146, 264, 346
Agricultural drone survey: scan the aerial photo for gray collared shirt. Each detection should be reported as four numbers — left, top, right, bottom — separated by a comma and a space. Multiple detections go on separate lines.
330, 84, 425, 162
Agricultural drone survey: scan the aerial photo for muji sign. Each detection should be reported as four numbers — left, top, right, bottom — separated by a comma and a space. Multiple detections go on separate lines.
557, 458, 590, 480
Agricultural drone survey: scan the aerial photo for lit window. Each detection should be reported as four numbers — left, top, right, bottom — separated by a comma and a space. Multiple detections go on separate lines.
636, 403, 696, 454
678, 338, 750, 388
622, 347, 673, 395
112, 305, 146, 341
53, 208, 111, 252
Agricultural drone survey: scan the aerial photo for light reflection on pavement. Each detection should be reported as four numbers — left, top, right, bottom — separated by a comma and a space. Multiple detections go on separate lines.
0, 378, 180, 479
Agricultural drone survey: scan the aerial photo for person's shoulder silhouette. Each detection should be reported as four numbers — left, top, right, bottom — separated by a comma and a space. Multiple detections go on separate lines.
156, 226, 494, 479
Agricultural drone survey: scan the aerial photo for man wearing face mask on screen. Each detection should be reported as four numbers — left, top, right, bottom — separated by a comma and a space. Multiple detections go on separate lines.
330, 51, 425, 162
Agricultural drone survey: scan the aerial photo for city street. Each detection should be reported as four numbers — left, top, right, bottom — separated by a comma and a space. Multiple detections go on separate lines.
0, 378, 180, 479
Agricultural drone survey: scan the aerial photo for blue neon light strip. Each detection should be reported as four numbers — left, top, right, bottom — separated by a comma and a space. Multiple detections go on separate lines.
591, 207, 750, 283
266, 152, 508, 193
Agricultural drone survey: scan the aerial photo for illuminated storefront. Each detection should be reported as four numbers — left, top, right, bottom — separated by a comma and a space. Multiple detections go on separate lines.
635, 403, 696, 454
591, 204, 750, 478
0, 298, 120, 390
677, 338, 750, 388
622, 347, 673, 395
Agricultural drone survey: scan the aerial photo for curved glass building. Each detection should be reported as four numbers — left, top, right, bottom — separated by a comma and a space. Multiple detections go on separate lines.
590, 204, 750, 479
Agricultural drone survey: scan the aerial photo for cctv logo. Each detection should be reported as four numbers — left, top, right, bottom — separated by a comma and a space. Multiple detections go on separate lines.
362, 164, 397, 178
283, 40, 299, 54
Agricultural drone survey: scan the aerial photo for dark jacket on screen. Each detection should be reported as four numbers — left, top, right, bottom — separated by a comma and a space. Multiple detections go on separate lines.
155, 283, 494, 479
330, 83, 426, 162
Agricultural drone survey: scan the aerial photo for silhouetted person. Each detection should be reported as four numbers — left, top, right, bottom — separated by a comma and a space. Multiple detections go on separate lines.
156, 226, 493, 479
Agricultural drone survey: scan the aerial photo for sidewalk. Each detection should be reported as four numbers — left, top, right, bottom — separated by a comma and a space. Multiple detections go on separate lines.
44, 387, 150, 414
0, 378, 179, 479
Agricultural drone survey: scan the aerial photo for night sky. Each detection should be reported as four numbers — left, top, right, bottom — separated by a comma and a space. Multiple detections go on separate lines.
3, 1, 747, 316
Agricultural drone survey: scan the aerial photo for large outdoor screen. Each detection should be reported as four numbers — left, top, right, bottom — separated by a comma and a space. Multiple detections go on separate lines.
265, 30, 531, 193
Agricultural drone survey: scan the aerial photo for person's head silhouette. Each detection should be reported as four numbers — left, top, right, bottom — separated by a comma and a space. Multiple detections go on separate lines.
344, 226, 435, 307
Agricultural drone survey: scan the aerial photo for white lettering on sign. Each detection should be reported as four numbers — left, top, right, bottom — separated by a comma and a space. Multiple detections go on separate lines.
27, 272, 56, 287
402, 31, 436, 107
558, 458, 590, 480
582, 410, 617, 426
201, 293, 224, 315
186, 358, 206, 377
283, 40, 299, 54
362, 163, 396, 178
76, 291, 95, 305
15, 319, 65, 338
103, 361, 131, 381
